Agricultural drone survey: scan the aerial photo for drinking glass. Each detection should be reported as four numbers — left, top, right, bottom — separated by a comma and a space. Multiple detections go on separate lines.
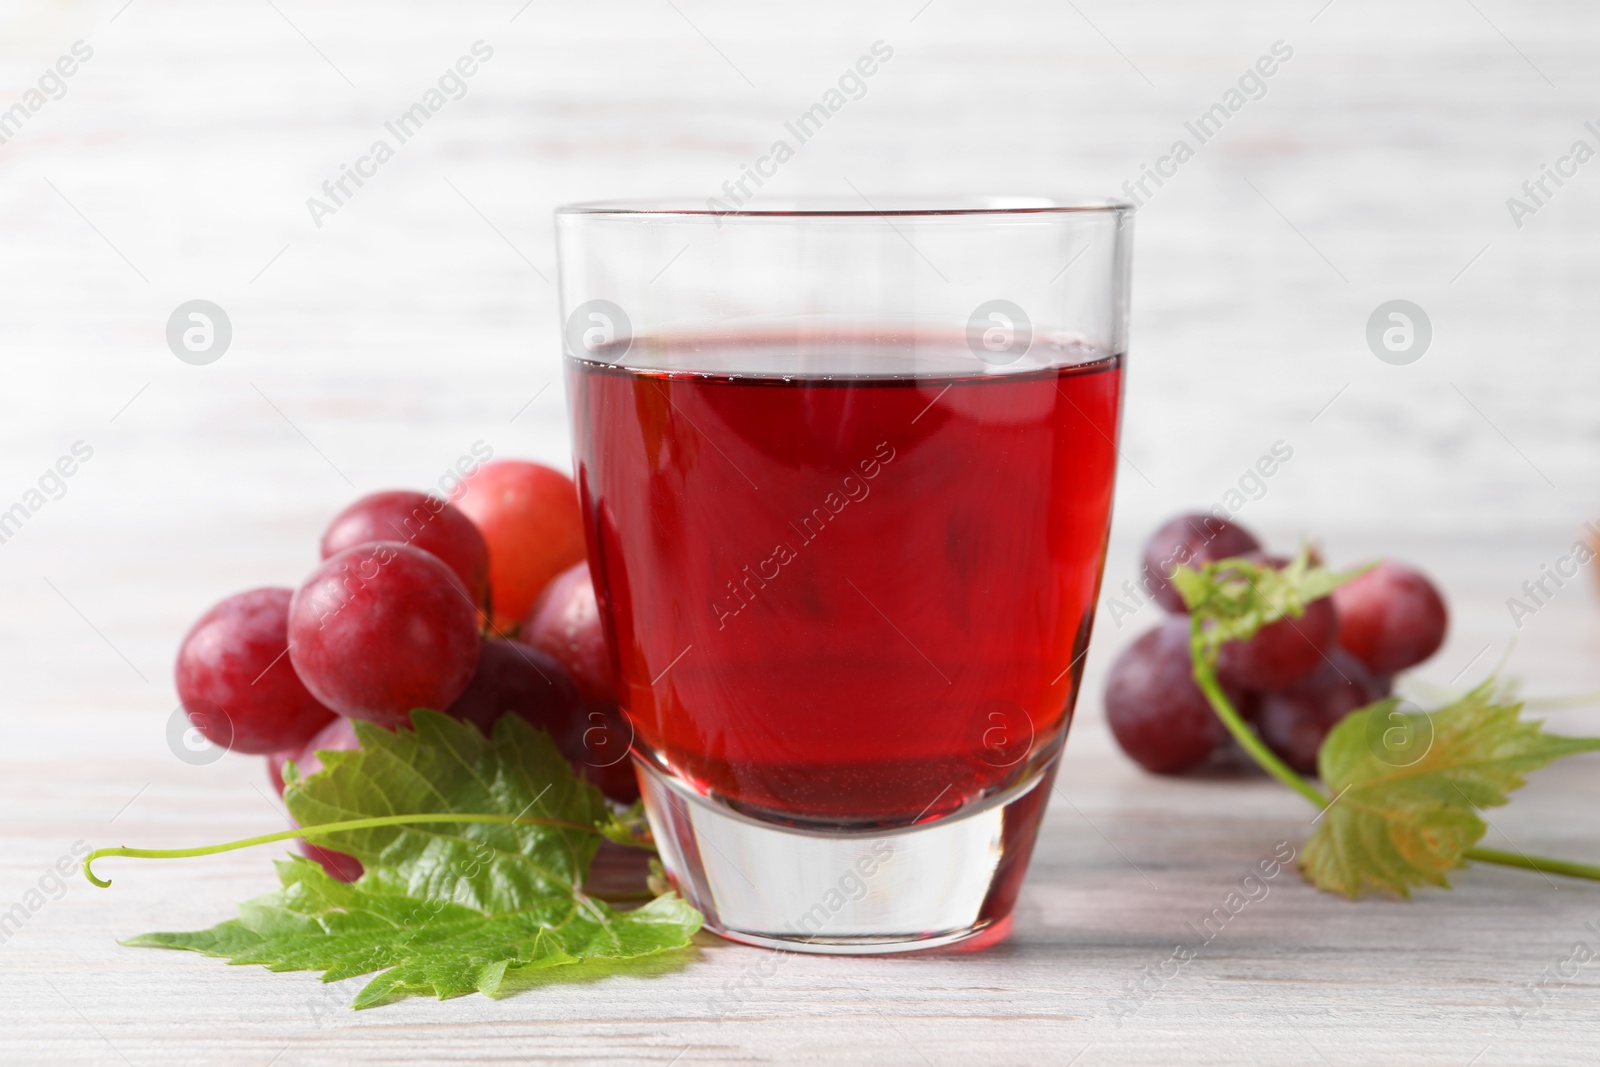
555, 197, 1133, 952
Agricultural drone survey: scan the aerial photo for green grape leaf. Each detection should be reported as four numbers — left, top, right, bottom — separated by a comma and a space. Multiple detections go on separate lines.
123, 711, 701, 1007
1302, 682, 1600, 898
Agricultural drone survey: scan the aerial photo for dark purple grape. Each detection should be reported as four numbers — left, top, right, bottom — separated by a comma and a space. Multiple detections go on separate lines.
1141, 513, 1262, 613
176, 587, 336, 754
321, 490, 491, 612
1234, 688, 1264, 724
445, 640, 638, 803
288, 542, 481, 728
444, 638, 583, 737
1257, 649, 1386, 775
1105, 619, 1246, 774
1332, 560, 1448, 675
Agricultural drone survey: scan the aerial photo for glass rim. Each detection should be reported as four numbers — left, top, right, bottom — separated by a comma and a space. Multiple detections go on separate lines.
555, 195, 1135, 220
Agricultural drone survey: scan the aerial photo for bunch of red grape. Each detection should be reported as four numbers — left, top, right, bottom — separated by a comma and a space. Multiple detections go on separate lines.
174, 460, 635, 881
1105, 513, 1449, 777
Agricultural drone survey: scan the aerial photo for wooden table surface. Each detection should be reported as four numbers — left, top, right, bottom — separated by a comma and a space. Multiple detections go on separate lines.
5, 0, 1600, 1063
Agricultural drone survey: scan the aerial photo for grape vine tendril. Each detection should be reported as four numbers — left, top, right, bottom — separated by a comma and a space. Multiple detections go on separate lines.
83, 812, 609, 888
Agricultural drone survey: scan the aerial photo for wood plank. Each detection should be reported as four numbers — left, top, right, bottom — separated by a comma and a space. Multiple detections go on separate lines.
4, 0, 1600, 1062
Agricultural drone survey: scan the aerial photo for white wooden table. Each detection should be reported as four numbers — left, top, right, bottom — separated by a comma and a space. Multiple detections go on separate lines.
5, 0, 1600, 1062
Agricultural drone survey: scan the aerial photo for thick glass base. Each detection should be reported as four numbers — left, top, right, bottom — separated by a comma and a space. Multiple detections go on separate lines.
637, 756, 1058, 954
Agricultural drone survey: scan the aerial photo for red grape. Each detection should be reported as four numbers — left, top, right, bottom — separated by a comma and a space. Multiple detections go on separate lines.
288, 542, 481, 728
452, 461, 587, 630
521, 561, 615, 702
444, 638, 584, 737
1216, 597, 1337, 691
176, 588, 336, 754
286, 714, 360, 782
267, 749, 289, 795
1214, 555, 1339, 691
320, 490, 490, 612
1105, 619, 1245, 774
1332, 560, 1448, 675
1141, 513, 1262, 613
1257, 649, 1386, 775
300, 842, 363, 883
267, 716, 364, 881
268, 715, 360, 796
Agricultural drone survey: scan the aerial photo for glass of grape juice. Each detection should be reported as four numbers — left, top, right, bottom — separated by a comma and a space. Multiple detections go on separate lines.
555, 198, 1132, 953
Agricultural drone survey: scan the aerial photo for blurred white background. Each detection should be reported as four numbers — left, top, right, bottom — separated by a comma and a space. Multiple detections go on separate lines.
2, 0, 1597, 782
5, 1, 1600, 1060
5, 0, 1598, 710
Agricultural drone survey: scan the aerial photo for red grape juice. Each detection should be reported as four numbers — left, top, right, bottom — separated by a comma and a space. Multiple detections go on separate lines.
568, 334, 1121, 828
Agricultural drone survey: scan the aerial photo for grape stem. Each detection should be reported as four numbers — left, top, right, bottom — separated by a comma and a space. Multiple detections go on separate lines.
1188, 636, 1600, 886
1191, 654, 1329, 809
83, 812, 604, 888
1459, 847, 1600, 882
